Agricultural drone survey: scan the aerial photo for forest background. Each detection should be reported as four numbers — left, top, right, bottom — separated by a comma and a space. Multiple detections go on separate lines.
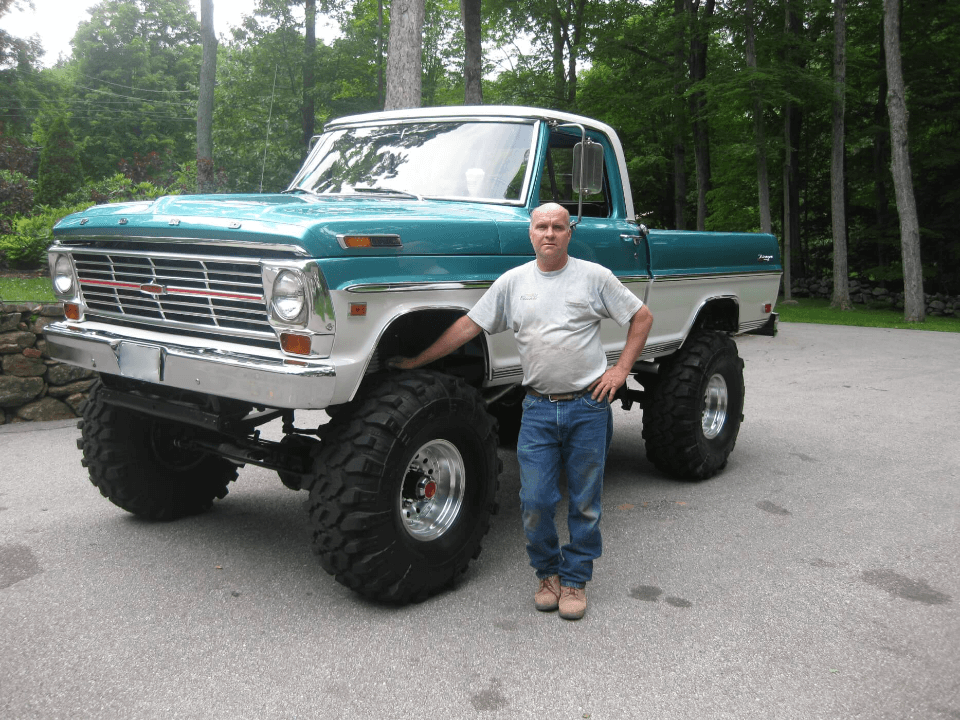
1, 0, 957, 320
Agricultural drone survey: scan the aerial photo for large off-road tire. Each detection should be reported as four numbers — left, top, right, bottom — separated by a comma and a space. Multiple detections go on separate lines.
642, 330, 745, 480
77, 381, 239, 519
306, 370, 501, 603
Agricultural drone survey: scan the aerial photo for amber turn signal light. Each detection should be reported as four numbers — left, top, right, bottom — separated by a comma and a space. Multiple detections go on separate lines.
339, 234, 402, 248
280, 332, 311, 355
64, 303, 82, 320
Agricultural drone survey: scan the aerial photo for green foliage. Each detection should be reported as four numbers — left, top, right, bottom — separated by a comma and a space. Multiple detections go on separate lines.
61, 173, 169, 206
35, 114, 83, 205
0, 169, 34, 233
2, 0, 958, 296
0, 202, 92, 268
68, 0, 201, 181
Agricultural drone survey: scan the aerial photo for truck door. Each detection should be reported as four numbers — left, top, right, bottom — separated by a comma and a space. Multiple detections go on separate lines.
538, 129, 652, 353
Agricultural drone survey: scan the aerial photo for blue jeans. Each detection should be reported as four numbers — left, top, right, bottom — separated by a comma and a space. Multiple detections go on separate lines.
517, 393, 614, 588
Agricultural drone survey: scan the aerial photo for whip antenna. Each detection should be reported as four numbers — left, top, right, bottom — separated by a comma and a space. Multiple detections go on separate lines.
259, 65, 279, 193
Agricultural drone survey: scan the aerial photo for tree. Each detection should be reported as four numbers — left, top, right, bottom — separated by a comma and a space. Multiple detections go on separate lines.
688, 0, 716, 231
744, 0, 771, 234
461, 0, 482, 104
36, 115, 83, 205
830, 0, 850, 310
884, 0, 923, 322
303, 0, 317, 148
0, 0, 36, 68
197, 0, 217, 193
70, 0, 201, 181
780, 0, 802, 299
385, 0, 425, 109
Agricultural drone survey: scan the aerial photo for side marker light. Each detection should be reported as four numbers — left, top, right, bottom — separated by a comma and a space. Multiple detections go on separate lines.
280, 333, 311, 356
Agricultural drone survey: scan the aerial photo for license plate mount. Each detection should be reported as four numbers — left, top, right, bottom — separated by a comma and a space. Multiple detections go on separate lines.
118, 342, 163, 383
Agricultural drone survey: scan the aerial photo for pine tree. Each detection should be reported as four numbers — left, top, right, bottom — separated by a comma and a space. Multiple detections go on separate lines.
36, 116, 83, 207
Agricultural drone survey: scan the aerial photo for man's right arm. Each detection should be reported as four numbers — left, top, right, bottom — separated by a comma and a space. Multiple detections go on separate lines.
387, 315, 484, 370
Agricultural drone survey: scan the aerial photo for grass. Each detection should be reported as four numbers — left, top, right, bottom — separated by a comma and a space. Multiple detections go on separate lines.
0, 275, 56, 303
776, 297, 960, 333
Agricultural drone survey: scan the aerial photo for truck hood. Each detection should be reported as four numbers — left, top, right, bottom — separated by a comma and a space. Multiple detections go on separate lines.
53, 193, 525, 257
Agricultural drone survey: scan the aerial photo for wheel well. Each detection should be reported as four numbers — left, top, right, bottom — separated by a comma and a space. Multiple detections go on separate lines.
692, 298, 739, 333
375, 309, 488, 386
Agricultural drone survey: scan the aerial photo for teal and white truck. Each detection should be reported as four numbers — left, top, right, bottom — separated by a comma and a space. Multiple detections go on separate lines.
44, 106, 782, 602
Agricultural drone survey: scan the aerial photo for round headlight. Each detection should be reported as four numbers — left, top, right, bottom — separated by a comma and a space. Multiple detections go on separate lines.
53, 255, 75, 295
272, 270, 306, 321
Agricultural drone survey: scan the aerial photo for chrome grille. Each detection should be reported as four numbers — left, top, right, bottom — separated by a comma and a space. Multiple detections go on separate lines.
72, 249, 273, 339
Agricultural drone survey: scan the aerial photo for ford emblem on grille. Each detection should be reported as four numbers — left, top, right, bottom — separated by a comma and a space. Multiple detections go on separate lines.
140, 284, 166, 295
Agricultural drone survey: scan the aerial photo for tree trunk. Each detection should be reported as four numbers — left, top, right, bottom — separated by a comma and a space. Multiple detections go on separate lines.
550, 5, 566, 107
461, 0, 482, 105
884, 0, 924, 322
673, 0, 687, 230
745, 0, 771, 234
385, 0, 425, 110
302, 0, 316, 152
781, 0, 803, 295
873, 18, 889, 272
378, 0, 385, 108
197, 0, 216, 194
688, 0, 715, 231
830, 0, 851, 309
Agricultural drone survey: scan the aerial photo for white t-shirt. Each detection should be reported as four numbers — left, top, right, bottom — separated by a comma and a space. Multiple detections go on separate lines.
467, 256, 644, 393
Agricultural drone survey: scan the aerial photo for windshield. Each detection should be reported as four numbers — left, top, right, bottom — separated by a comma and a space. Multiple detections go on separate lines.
288, 121, 536, 202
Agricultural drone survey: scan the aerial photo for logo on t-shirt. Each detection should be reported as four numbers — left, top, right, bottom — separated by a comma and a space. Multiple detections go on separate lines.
520, 293, 538, 300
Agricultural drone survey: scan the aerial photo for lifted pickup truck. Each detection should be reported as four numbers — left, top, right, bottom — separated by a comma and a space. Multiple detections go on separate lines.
44, 106, 781, 603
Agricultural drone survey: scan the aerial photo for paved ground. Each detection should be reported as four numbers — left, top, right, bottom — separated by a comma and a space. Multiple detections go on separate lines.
1, 323, 958, 720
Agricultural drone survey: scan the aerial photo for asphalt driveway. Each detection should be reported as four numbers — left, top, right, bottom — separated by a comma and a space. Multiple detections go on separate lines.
1, 322, 957, 719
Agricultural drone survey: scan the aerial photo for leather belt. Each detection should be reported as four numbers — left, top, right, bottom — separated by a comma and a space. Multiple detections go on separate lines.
527, 387, 590, 402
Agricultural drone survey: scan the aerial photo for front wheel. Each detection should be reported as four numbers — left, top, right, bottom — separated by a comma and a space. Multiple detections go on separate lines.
642, 331, 745, 480
305, 371, 501, 603
77, 381, 239, 519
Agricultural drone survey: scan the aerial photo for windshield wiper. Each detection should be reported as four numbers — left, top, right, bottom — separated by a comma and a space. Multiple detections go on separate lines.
281, 188, 319, 196
350, 187, 423, 201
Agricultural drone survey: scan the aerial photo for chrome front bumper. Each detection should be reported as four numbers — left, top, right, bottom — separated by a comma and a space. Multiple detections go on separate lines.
43, 322, 336, 409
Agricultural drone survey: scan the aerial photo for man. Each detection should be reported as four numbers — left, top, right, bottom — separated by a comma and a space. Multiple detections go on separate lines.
389, 203, 653, 620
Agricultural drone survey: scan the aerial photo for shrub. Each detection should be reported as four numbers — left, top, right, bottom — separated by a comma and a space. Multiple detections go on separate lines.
62, 173, 169, 206
0, 203, 93, 269
0, 169, 35, 234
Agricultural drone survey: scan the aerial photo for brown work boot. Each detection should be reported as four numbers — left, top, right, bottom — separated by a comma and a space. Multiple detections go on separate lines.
558, 585, 587, 620
534, 575, 561, 611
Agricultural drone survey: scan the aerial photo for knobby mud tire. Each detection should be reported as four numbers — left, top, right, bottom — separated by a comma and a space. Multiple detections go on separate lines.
77, 381, 238, 520
642, 331, 745, 480
305, 371, 501, 603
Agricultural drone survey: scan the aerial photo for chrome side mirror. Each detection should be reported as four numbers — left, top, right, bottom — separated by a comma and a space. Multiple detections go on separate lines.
573, 140, 604, 196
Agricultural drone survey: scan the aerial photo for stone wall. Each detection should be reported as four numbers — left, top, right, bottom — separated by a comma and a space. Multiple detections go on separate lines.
789, 277, 958, 317
0, 302, 97, 425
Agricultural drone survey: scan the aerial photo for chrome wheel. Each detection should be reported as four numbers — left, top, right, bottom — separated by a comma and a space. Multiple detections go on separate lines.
399, 439, 466, 541
701, 373, 728, 439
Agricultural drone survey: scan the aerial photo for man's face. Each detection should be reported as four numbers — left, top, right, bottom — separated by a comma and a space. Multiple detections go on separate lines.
529, 205, 572, 266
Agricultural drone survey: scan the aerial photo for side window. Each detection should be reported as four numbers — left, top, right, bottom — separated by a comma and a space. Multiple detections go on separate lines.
538, 132, 611, 218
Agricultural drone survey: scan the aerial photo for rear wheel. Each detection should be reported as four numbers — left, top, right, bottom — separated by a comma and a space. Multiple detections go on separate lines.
77, 381, 238, 519
642, 331, 745, 480
305, 370, 500, 603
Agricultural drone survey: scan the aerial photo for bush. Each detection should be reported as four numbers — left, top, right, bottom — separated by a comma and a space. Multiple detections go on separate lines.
0, 203, 93, 269
0, 170, 35, 234
62, 173, 169, 206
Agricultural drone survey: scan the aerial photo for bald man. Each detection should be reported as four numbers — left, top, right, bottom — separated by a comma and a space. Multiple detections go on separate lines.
390, 203, 653, 619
